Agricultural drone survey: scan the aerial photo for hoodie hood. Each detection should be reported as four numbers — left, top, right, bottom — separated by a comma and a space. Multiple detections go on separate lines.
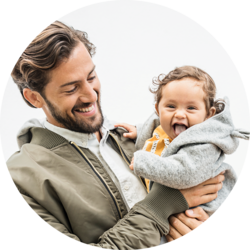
17, 118, 46, 149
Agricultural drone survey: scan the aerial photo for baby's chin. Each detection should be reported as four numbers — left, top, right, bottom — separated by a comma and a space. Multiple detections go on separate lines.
162, 128, 175, 140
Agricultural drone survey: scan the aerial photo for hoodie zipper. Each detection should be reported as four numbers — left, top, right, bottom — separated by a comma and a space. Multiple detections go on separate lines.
109, 133, 147, 192
70, 141, 122, 219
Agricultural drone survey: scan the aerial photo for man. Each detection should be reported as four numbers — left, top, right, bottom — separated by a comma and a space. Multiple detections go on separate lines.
8, 21, 223, 248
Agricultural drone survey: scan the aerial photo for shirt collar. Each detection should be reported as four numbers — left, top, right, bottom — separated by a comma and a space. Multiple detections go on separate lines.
44, 116, 116, 148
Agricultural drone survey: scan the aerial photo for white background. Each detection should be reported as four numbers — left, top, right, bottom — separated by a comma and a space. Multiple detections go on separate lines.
1, 0, 250, 177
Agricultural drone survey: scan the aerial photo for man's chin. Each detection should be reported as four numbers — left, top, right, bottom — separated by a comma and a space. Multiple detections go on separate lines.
73, 112, 104, 133
45, 97, 104, 134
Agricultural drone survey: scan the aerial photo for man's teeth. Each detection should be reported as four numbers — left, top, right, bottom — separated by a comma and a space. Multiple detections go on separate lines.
77, 105, 94, 113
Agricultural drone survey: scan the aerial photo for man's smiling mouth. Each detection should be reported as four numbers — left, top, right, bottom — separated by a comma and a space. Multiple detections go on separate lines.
75, 104, 94, 113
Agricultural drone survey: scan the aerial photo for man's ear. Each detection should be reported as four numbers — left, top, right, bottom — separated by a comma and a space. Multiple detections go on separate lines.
206, 107, 216, 120
23, 88, 45, 108
155, 103, 159, 116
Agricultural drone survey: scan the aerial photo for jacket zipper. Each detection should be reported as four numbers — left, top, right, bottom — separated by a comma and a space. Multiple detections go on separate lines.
109, 133, 147, 192
70, 141, 123, 219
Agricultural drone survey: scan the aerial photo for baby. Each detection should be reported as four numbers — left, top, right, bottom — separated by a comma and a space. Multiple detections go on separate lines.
115, 66, 249, 216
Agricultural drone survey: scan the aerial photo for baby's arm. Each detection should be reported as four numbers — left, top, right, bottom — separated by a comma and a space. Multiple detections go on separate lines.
133, 143, 227, 189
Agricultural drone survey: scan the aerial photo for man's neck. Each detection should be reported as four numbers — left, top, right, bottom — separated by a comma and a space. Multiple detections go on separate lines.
95, 131, 102, 142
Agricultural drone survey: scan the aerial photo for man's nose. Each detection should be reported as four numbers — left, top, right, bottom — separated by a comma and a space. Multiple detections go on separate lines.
78, 83, 98, 103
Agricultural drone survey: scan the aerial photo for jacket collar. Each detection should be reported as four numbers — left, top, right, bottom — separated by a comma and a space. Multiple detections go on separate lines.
17, 115, 117, 149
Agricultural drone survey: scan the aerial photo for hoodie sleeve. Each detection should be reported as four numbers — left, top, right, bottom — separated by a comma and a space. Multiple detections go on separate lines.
134, 143, 229, 189
199, 163, 237, 215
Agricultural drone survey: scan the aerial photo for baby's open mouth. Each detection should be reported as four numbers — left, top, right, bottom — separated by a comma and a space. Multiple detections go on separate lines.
173, 123, 188, 136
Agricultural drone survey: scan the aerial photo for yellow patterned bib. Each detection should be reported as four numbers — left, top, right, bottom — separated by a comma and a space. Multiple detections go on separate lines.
142, 125, 172, 192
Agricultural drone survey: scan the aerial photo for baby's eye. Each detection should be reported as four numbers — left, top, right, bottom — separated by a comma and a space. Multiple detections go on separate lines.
167, 105, 175, 108
188, 106, 196, 110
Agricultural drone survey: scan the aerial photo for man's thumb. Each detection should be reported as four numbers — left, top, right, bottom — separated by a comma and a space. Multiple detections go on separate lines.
185, 209, 194, 217
185, 207, 208, 222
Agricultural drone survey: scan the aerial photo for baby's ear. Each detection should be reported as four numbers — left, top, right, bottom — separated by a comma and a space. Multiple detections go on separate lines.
155, 103, 159, 116
206, 107, 216, 120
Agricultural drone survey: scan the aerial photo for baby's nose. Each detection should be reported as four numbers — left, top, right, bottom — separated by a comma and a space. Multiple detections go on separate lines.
175, 110, 186, 118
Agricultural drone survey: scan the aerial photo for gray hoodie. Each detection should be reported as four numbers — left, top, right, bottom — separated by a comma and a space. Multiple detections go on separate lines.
134, 97, 249, 215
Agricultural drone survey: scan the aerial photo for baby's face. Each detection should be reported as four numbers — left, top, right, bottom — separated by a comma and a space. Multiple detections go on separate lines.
156, 77, 213, 140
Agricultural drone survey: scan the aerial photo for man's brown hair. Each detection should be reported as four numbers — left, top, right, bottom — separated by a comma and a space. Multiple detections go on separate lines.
150, 66, 224, 114
11, 21, 96, 108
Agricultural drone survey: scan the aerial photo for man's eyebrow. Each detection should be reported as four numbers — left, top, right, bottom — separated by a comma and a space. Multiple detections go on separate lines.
60, 65, 96, 88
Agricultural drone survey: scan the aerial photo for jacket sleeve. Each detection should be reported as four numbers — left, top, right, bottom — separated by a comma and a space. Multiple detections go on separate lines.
91, 183, 188, 249
134, 143, 229, 189
21, 183, 188, 249
22, 194, 81, 241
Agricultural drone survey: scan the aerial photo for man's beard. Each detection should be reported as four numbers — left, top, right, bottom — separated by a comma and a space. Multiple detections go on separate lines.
44, 96, 104, 134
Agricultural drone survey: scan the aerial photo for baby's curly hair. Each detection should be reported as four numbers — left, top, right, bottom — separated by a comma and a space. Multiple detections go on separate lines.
150, 66, 224, 114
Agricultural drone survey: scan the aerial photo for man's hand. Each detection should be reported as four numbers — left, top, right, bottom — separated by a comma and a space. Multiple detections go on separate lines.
114, 123, 137, 139
179, 171, 225, 207
166, 207, 209, 242
166, 171, 225, 242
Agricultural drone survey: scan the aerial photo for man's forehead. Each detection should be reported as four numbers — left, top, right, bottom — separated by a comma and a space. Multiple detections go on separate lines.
47, 43, 95, 86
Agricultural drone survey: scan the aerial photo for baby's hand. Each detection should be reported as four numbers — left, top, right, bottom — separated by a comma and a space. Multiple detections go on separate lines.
114, 123, 137, 139
129, 157, 134, 171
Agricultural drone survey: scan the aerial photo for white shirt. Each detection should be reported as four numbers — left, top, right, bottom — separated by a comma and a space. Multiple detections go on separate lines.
44, 118, 147, 210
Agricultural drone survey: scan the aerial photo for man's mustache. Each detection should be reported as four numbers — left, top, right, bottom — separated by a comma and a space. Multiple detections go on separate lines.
72, 92, 99, 111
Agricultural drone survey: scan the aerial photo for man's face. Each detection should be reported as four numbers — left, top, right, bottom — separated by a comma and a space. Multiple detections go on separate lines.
42, 42, 103, 133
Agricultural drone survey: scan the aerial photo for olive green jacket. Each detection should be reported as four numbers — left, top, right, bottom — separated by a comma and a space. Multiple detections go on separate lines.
7, 126, 188, 249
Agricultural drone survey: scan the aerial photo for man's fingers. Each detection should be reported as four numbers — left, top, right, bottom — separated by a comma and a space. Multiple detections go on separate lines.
200, 192, 218, 204
199, 182, 223, 196
193, 176, 223, 203
167, 223, 183, 239
202, 174, 225, 186
166, 207, 209, 242
180, 174, 224, 207
181, 182, 222, 207
166, 234, 174, 243
169, 214, 194, 234
185, 207, 209, 222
